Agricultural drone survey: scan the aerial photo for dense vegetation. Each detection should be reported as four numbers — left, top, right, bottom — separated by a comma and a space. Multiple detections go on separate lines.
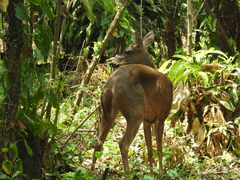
0, 0, 239, 179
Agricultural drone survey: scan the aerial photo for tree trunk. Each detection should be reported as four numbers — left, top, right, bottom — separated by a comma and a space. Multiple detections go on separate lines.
0, 0, 23, 158
163, 0, 177, 59
0, 1, 47, 178
205, 0, 238, 56
187, 0, 193, 56
213, 0, 240, 52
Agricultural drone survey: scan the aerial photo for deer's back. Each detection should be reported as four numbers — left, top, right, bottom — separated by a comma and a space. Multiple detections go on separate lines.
102, 64, 173, 123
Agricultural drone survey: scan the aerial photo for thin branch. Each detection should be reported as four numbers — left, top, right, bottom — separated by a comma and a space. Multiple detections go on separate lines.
140, 0, 143, 38
73, 0, 131, 108
62, 105, 100, 147
46, 0, 62, 120
193, 0, 207, 22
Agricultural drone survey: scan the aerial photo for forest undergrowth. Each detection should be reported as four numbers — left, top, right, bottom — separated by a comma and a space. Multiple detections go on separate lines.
55, 51, 240, 179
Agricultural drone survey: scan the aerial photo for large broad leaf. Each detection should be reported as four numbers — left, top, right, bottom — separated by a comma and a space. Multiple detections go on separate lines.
82, 0, 96, 24
2, 160, 12, 175
168, 61, 188, 85
10, 143, 18, 161
101, 0, 114, 13
34, 23, 53, 60
15, 3, 30, 21
219, 100, 235, 112
158, 60, 172, 73
45, 91, 59, 108
28, 0, 54, 20
23, 139, 33, 157
23, 112, 45, 136
206, 49, 228, 60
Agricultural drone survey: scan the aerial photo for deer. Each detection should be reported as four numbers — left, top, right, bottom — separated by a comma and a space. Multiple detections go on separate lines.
91, 31, 173, 178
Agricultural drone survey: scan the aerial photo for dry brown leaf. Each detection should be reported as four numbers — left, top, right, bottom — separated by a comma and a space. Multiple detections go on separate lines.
192, 118, 201, 136
17, 120, 27, 129
195, 94, 205, 106
210, 92, 219, 102
203, 105, 217, 124
206, 137, 215, 157
189, 101, 197, 114
212, 135, 222, 156
215, 106, 225, 123
112, 29, 118, 37
169, 115, 178, 128
221, 133, 229, 148
201, 63, 224, 72
172, 82, 190, 111
197, 122, 206, 144
220, 91, 230, 102
180, 98, 189, 112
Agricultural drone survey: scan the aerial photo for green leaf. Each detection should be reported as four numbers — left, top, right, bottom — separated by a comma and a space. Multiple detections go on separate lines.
12, 171, 25, 178
28, 0, 42, 5
198, 71, 209, 87
16, 159, 23, 171
45, 92, 58, 108
207, 50, 228, 60
15, 3, 29, 21
102, 0, 114, 13
168, 61, 187, 85
28, 0, 54, 20
1, 148, 8, 153
10, 143, 18, 161
0, 172, 10, 179
144, 176, 154, 180
0, 61, 6, 74
61, 172, 75, 178
219, 100, 235, 112
2, 160, 13, 175
0, 84, 5, 102
23, 139, 33, 157
158, 60, 172, 73
95, 151, 103, 158
42, 5, 54, 20
82, 0, 96, 24
173, 54, 192, 61
174, 65, 189, 84
167, 169, 180, 178
182, 68, 193, 82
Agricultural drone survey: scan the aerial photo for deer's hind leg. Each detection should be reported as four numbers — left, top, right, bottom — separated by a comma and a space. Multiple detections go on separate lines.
118, 96, 145, 177
91, 92, 119, 170
118, 114, 142, 177
154, 119, 165, 175
143, 121, 153, 174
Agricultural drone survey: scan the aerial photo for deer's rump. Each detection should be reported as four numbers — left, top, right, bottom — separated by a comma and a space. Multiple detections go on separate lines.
102, 64, 173, 124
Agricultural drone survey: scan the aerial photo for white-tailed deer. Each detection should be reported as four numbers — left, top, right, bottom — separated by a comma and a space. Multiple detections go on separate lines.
91, 31, 173, 177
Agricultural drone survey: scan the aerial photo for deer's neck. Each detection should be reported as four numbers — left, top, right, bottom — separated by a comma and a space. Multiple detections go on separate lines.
140, 54, 155, 69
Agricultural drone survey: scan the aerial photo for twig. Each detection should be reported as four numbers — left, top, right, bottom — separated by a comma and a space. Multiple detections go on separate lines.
77, 119, 98, 150
193, 0, 207, 22
62, 105, 100, 147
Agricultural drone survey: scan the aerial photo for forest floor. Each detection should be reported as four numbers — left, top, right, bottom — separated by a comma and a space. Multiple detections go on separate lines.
78, 117, 240, 180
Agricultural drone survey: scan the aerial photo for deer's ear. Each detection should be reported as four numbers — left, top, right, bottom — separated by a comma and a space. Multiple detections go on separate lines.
143, 31, 154, 47
135, 33, 144, 48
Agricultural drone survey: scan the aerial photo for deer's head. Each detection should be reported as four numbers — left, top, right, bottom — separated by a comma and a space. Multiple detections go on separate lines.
110, 31, 155, 68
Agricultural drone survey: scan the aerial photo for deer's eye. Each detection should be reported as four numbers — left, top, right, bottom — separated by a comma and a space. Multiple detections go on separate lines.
124, 49, 132, 54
